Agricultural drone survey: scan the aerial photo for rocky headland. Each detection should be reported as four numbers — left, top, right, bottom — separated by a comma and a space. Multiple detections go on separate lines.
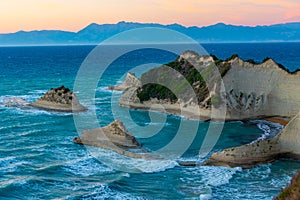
119, 51, 300, 121
114, 51, 300, 168
30, 86, 87, 112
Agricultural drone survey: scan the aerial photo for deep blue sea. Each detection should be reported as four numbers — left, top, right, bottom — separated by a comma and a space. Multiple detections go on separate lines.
0, 43, 300, 200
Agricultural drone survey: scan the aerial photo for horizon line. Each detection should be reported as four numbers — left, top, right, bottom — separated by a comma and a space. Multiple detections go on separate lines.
0, 41, 300, 48
1, 20, 300, 35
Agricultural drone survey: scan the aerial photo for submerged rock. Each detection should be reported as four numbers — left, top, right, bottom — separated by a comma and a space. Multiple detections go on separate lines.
30, 86, 87, 112
205, 110, 300, 168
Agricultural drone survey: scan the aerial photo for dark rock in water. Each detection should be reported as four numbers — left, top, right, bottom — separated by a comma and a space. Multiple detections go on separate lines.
178, 161, 201, 167
30, 86, 87, 112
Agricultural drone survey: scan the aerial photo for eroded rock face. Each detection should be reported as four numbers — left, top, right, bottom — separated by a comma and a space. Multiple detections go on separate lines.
205, 110, 300, 168
222, 57, 300, 119
30, 86, 87, 112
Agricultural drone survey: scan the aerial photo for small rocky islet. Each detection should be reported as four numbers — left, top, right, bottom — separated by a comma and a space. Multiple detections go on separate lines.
30, 85, 88, 112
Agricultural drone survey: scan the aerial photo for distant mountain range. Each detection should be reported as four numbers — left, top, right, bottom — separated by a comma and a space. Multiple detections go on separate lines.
1, 21, 300, 45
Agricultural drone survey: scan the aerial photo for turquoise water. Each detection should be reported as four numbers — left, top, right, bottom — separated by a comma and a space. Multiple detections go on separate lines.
0, 44, 300, 199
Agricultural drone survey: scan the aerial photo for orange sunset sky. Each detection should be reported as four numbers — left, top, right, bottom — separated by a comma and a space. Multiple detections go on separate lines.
1, 0, 300, 33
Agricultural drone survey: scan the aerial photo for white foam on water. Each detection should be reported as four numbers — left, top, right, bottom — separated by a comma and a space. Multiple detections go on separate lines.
0, 121, 55, 132
144, 122, 172, 126
178, 165, 242, 199
27, 90, 48, 95
0, 94, 75, 116
93, 97, 111, 101
88, 147, 178, 173
241, 164, 272, 179
0, 144, 49, 152
96, 86, 123, 94
63, 157, 115, 177
81, 184, 146, 200
250, 120, 283, 143
16, 129, 48, 137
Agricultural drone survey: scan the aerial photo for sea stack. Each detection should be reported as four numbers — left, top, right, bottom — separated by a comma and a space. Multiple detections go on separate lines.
30, 86, 87, 112
108, 72, 141, 91
73, 120, 151, 158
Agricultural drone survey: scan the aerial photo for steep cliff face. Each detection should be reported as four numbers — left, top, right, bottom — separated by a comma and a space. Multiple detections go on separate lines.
30, 86, 87, 112
223, 58, 300, 119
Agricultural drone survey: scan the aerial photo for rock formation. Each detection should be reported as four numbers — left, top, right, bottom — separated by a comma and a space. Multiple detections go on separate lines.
30, 86, 87, 112
73, 120, 157, 159
119, 51, 300, 121
205, 109, 300, 168
108, 72, 141, 91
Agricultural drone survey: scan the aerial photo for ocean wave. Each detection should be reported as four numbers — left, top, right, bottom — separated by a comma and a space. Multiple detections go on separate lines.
0, 121, 55, 132
88, 147, 178, 173
27, 90, 48, 95
178, 165, 242, 199
96, 86, 122, 94
81, 184, 146, 200
0, 156, 30, 174
63, 157, 116, 176
250, 120, 283, 143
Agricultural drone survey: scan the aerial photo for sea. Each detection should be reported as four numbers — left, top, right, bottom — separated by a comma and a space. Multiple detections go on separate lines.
0, 43, 300, 200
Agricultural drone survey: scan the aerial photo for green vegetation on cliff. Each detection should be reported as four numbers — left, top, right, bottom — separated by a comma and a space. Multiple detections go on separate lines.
137, 51, 232, 105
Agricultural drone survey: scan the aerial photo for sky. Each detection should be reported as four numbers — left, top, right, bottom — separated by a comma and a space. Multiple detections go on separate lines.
1, 0, 300, 33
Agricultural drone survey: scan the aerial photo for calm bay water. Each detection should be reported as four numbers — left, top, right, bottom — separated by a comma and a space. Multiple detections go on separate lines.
0, 43, 300, 199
